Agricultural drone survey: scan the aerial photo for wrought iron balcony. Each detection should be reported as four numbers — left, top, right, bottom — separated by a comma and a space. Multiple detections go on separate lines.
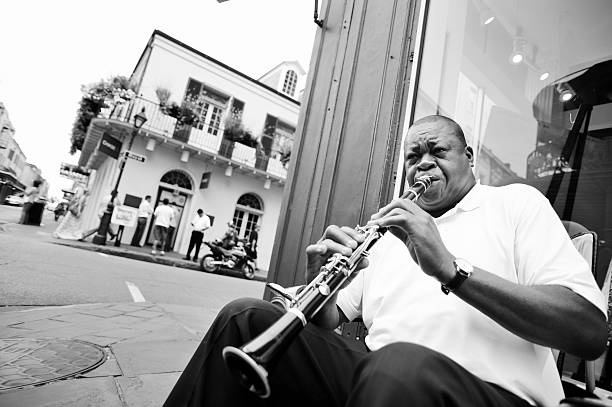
98, 96, 288, 179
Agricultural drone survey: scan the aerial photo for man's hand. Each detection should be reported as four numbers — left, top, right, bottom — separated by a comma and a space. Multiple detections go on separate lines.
369, 198, 455, 284
304, 225, 369, 329
305, 225, 369, 283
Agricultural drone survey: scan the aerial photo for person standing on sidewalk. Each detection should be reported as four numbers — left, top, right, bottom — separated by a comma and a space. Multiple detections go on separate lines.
19, 180, 41, 224
131, 195, 153, 247
183, 209, 211, 262
152, 198, 174, 256
165, 202, 180, 252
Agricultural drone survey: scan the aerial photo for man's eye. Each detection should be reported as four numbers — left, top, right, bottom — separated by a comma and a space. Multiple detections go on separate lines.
433, 147, 445, 154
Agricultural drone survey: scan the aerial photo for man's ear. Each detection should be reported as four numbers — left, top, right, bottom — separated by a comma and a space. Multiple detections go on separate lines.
465, 146, 474, 166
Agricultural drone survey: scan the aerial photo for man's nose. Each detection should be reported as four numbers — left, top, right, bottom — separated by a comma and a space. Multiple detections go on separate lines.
417, 156, 436, 171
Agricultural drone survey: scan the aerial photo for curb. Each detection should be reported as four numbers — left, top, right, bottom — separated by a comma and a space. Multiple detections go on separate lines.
51, 241, 267, 282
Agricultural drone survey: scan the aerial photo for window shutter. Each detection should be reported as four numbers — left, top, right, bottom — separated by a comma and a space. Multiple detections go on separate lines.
185, 78, 202, 100
262, 114, 278, 155
230, 99, 245, 120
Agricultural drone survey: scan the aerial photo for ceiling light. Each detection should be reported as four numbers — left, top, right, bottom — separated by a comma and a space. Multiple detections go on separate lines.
483, 15, 495, 25
556, 83, 575, 103
509, 37, 530, 65
480, 7, 495, 25
511, 54, 524, 64
539, 72, 550, 81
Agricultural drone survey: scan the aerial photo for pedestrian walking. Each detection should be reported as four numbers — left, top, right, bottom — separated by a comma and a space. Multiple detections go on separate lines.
152, 198, 174, 256
246, 224, 259, 267
80, 191, 118, 241
165, 202, 180, 252
183, 209, 211, 262
131, 195, 153, 247
19, 180, 42, 224
52, 187, 89, 240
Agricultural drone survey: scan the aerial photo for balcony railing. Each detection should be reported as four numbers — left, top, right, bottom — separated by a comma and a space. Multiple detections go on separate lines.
98, 96, 288, 179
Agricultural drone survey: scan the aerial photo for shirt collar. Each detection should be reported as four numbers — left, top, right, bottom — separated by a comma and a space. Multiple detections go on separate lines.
437, 180, 482, 220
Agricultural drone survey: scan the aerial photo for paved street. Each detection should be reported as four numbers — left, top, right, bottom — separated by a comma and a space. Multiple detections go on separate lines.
0, 204, 266, 406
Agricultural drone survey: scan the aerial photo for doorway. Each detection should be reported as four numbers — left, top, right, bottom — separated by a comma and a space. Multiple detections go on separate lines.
145, 186, 189, 250
145, 170, 194, 251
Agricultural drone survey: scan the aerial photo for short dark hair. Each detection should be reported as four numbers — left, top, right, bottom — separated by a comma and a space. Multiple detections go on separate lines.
145, 195, 151, 200
412, 115, 467, 147
162, 198, 169, 205
197, 209, 203, 215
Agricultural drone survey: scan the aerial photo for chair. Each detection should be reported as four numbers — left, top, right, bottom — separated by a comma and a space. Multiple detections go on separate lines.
559, 221, 612, 405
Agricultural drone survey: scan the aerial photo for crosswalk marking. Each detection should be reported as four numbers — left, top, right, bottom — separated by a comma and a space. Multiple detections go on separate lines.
125, 281, 146, 303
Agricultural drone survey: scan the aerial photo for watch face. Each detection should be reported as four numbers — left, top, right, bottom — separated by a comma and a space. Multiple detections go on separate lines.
455, 258, 474, 274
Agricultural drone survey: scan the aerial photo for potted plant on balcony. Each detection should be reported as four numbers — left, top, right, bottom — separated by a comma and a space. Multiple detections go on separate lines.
155, 87, 172, 107
69, 75, 135, 154
160, 101, 199, 143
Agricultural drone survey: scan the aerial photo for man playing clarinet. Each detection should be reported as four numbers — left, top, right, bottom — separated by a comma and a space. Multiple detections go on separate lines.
164, 115, 606, 407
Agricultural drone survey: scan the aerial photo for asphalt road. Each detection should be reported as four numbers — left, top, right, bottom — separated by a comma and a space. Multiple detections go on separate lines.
0, 204, 265, 310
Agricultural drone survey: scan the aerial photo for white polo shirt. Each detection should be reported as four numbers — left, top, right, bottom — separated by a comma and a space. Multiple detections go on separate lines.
153, 205, 174, 228
137, 200, 153, 218
337, 183, 606, 407
191, 214, 211, 232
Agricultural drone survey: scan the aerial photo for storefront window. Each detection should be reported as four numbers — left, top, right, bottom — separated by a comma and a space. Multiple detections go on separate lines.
405, 0, 612, 283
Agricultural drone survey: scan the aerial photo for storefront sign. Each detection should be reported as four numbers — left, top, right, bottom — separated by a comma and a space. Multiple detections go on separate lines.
200, 171, 211, 189
59, 163, 91, 185
125, 151, 146, 163
99, 133, 122, 159
111, 205, 138, 227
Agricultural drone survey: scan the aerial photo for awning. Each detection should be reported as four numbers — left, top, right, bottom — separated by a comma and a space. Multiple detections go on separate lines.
0, 170, 25, 191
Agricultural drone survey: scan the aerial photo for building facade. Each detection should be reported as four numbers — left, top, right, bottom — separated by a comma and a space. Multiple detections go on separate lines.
77, 30, 305, 272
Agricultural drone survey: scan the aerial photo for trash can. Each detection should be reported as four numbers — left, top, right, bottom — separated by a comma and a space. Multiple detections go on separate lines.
24, 202, 46, 226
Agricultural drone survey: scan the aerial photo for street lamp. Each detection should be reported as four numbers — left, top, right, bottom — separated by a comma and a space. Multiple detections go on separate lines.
93, 107, 147, 245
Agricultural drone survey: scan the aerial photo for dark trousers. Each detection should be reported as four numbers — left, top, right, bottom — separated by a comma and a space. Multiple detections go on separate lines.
163, 298, 532, 407
186, 231, 204, 260
131, 217, 148, 246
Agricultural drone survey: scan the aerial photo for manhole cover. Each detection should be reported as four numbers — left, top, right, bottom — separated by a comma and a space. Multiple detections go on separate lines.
0, 338, 106, 392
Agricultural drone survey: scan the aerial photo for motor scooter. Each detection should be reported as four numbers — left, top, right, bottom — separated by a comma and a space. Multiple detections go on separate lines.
200, 239, 256, 279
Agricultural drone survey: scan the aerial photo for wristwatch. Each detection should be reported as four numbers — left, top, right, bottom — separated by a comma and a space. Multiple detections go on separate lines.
441, 258, 473, 295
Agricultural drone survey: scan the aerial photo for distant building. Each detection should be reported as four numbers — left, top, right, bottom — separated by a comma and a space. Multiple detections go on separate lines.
258, 61, 307, 101
77, 30, 306, 272
0, 102, 47, 201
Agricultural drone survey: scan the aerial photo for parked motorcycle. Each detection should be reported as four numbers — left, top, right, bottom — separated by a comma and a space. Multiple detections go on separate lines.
200, 239, 256, 280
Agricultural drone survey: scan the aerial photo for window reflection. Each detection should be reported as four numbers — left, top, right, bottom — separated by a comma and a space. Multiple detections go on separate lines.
408, 0, 612, 283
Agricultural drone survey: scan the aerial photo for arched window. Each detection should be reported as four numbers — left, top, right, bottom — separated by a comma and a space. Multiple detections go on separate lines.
282, 70, 297, 97
160, 170, 193, 190
232, 193, 263, 240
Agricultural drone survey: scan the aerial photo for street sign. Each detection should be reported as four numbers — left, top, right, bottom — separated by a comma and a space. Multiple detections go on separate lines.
99, 133, 122, 159
125, 151, 146, 163
59, 163, 91, 184
111, 205, 138, 227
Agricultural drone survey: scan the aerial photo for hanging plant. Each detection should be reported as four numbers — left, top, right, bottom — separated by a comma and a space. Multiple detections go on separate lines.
69, 75, 135, 154
155, 87, 172, 106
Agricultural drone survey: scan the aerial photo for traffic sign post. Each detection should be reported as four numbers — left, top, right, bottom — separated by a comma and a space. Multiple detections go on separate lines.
125, 151, 146, 163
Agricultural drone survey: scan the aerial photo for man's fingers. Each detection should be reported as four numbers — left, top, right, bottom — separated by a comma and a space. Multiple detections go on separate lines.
320, 225, 360, 249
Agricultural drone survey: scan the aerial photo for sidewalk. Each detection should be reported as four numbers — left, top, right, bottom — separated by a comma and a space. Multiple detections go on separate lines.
0, 301, 214, 406
51, 238, 268, 282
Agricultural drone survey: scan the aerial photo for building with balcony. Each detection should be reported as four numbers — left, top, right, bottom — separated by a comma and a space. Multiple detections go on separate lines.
76, 30, 305, 272
1, 102, 27, 200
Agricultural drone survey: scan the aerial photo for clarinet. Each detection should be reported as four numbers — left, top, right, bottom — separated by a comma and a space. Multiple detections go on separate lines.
222, 175, 435, 398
